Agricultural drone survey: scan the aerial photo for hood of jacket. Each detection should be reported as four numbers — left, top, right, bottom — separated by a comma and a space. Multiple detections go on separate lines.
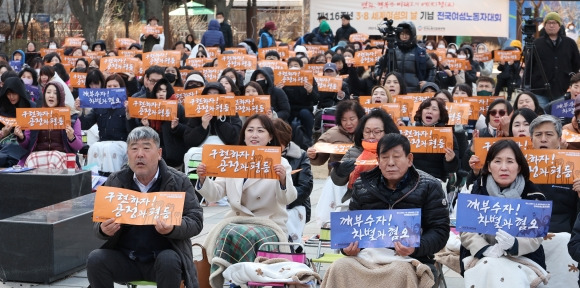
396, 21, 417, 51
12, 50, 25, 65
43, 81, 66, 107
188, 44, 207, 59
150, 78, 175, 99
92, 40, 107, 52
285, 141, 303, 159
250, 67, 275, 90
458, 45, 474, 61
208, 19, 220, 31
201, 82, 226, 95
0, 77, 33, 116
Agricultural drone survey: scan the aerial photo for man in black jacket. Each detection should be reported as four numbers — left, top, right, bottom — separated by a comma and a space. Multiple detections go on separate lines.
335, 14, 357, 45
525, 12, 580, 108
87, 126, 204, 288
216, 12, 233, 48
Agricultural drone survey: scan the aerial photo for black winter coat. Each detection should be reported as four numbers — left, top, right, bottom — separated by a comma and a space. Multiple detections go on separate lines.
80, 108, 128, 141
284, 80, 320, 113
412, 122, 460, 181
317, 80, 350, 109
183, 115, 242, 148
284, 142, 313, 222
350, 166, 450, 264
250, 68, 291, 120
334, 24, 357, 45
538, 183, 579, 233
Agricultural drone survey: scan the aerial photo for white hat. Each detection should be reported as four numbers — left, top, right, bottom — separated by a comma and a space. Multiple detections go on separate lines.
294, 45, 307, 54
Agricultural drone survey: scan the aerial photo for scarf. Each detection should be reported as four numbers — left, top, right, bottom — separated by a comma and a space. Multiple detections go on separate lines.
348, 140, 378, 189
486, 174, 525, 199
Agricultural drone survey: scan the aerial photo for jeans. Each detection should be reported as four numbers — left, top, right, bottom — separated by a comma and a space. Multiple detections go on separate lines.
87, 249, 183, 288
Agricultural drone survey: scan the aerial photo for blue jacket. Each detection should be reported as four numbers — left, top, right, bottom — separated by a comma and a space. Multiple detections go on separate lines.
11, 50, 25, 66
201, 20, 225, 50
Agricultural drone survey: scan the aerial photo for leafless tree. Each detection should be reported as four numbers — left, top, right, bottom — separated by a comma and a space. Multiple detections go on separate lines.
67, 0, 111, 43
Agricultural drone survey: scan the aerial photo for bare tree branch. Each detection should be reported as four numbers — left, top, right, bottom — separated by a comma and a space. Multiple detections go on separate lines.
68, 0, 110, 43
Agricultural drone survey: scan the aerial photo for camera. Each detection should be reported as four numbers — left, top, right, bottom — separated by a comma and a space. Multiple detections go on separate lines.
521, 8, 542, 39
377, 18, 402, 41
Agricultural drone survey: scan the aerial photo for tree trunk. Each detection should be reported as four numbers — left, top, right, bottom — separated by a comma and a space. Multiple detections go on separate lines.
182, 0, 195, 36
163, 3, 171, 49
246, 0, 257, 40
516, 0, 523, 41
145, 0, 163, 20
67, 0, 109, 43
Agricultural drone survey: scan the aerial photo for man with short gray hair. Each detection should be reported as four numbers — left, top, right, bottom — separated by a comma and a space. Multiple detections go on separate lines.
530, 114, 580, 232
87, 126, 204, 288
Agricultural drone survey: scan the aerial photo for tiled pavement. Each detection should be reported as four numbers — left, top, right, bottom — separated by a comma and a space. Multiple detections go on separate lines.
0, 167, 464, 288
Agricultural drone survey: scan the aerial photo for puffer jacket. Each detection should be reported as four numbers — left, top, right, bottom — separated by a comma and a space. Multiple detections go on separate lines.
96, 159, 203, 288
11, 49, 25, 66
79, 107, 128, 141
250, 67, 291, 120
460, 175, 546, 275
284, 77, 320, 113
284, 141, 313, 222
538, 183, 578, 233
201, 19, 225, 51
349, 166, 450, 264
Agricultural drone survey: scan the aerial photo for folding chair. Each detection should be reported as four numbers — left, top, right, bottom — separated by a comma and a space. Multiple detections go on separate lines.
320, 107, 337, 134
310, 224, 345, 272
247, 242, 315, 288
434, 261, 448, 288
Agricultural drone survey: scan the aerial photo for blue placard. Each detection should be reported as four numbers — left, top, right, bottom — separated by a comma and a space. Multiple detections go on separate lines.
551, 99, 575, 118
9, 61, 22, 72
79, 88, 127, 109
330, 209, 422, 249
456, 194, 552, 237
25, 84, 41, 102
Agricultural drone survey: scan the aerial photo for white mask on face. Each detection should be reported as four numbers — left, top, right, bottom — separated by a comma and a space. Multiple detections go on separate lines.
22, 78, 33, 85
289, 66, 301, 70
448, 48, 456, 54
81, 45, 89, 51
426, 45, 433, 50
438, 44, 445, 49
217, 18, 224, 24
49, 44, 57, 49
457, 54, 467, 59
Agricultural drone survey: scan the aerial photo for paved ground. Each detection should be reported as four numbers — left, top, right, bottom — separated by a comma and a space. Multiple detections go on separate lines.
0, 166, 464, 288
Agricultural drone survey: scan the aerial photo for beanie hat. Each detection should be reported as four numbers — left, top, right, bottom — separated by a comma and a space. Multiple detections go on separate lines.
575, 95, 580, 116
319, 21, 331, 34
544, 12, 562, 26
509, 40, 522, 51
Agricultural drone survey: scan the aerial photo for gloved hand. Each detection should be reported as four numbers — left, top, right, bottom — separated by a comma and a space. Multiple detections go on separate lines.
496, 229, 516, 251
334, 160, 355, 178
482, 244, 504, 258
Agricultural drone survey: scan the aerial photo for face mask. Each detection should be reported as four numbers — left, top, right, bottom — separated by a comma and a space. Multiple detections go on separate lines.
81, 45, 89, 51
570, 26, 575, 30
49, 44, 56, 49
457, 55, 467, 59
448, 48, 456, 54
426, 45, 433, 50
256, 79, 268, 91
289, 66, 301, 70
165, 73, 176, 83
477, 90, 493, 96
22, 78, 33, 85
438, 44, 445, 49
217, 18, 224, 24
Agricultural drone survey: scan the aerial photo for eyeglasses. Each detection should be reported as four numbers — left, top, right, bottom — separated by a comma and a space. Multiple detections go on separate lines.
148, 77, 161, 84
363, 129, 384, 136
489, 109, 506, 117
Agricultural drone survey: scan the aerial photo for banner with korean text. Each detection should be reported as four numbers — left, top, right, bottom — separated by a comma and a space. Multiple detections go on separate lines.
313, 143, 354, 154
128, 98, 177, 121
473, 137, 534, 169
183, 95, 235, 117
93, 186, 185, 225
79, 88, 127, 109
399, 126, 453, 153
16, 108, 71, 130
330, 209, 422, 248
201, 145, 281, 179
234, 96, 271, 116
310, 0, 509, 37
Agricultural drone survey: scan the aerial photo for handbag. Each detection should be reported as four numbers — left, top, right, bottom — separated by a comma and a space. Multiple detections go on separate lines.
193, 243, 211, 288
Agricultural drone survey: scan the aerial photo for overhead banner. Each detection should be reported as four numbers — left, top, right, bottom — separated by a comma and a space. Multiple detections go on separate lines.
310, 0, 509, 37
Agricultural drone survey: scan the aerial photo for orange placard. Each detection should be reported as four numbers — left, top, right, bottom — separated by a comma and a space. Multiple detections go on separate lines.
205, 47, 221, 58
258, 60, 288, 71
183, 95, 236, 117
185, 57, 213, 69
563, 129, 580, 143
201, 145, 281, 179
399, 126, 453, 153
234, 95, 271, 116
493, 50, 521, 62
216, 54, 257, 70
225, 47, 247, 54
198, 67, 223, 82
115, 38, 137, 49
142, 51, 181, 68
179, 70, 193, 84
349, 33, 370, 43
393, 95, 428, 118
473, 52, 492, 62
432, 48, 447, 62
142, 25, 163, 35
473, 137, 534, 169
304, 64, 325, 76
85, 51, 106, 62
370, 39, 385, 47
274, 69, 314, 86
353, 50, 382, 67
16, 107, 71, 130
174, 87, 204, 103
524, 149, 580, 184
359, 96, 371, 104
101, 56, 140, 74
303, 45, 328, 54
93, 186, 185, 226
443, 58, 471, 71
118, 50, 142, 58
455, 96, 502, 121
40, 48, 64, 58
63, 56, 81, 67
361, 103, 401, 120
63, 37, 84, 47
0, 115, 17, 126
128, 98, 178, 121
314, 76, 343, 92
69, 72, 87, 88
313, 142, 354, 154
258, 46, 290, 60
446, 103, 471, 125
